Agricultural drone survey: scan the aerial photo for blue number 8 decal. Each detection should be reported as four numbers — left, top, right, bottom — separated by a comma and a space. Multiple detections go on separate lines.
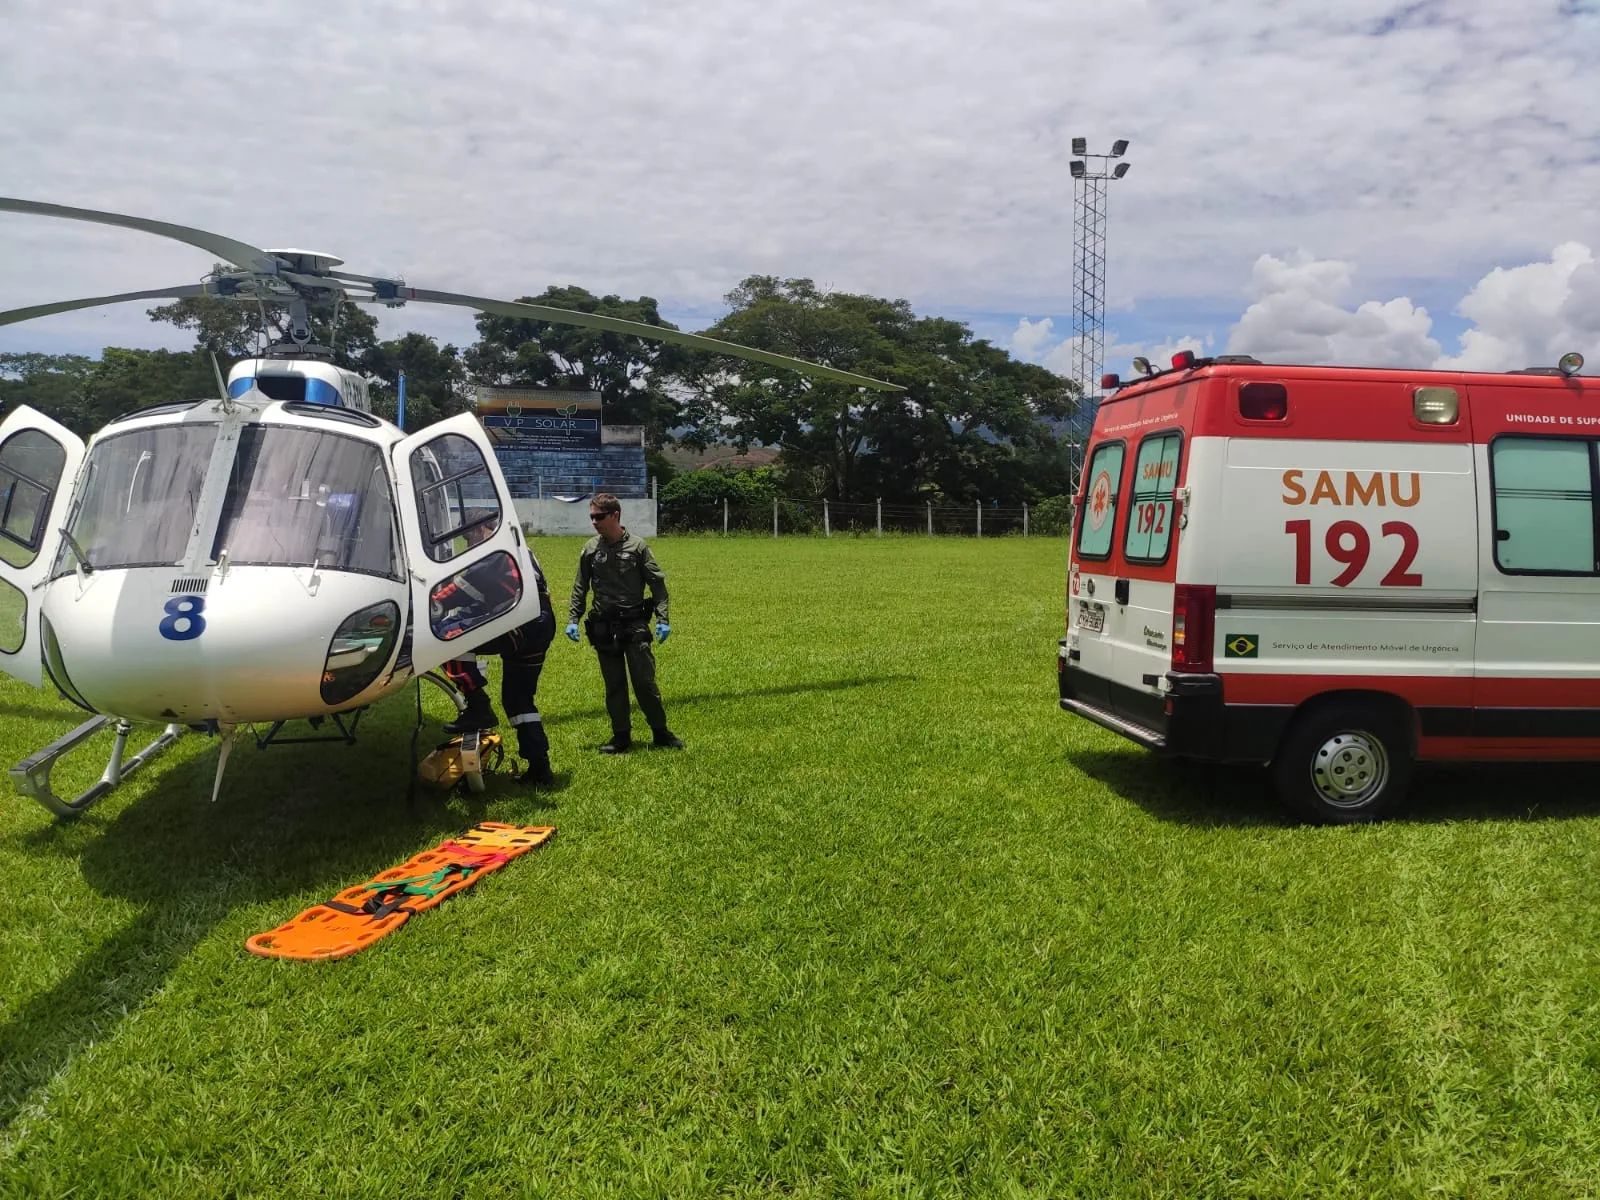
159, 595, 207, 641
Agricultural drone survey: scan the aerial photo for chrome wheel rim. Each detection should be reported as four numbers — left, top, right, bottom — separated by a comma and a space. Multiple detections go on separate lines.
1310, 730, 1389, 809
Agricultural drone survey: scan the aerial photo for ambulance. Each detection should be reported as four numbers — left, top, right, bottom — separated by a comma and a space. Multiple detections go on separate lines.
1058, 348, 1597, 822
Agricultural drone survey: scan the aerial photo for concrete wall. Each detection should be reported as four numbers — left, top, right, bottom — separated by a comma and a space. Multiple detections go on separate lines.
515, 498, 658, 537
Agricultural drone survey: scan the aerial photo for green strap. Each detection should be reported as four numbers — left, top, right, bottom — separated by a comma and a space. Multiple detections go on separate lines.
361, 863, 471, 900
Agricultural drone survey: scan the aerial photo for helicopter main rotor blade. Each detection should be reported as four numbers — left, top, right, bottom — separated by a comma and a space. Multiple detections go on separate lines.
0, 283, 208, 328
0, 197, 278, 273
402, 287, 904, 392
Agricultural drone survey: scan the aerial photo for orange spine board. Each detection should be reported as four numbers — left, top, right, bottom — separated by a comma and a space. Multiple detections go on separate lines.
245, 822, 555, 962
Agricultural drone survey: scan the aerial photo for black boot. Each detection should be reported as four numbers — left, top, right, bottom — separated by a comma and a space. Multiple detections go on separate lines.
443, 690, 497, 734
598, 733, 632, 754
652, 728, 685, 749
520, 755, 555, 787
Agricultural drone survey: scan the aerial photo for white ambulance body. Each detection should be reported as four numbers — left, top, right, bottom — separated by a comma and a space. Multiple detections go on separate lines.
1058, 350, 1599, 822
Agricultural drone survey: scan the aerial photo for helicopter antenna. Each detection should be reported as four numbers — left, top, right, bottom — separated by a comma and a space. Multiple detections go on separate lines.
254, 296, 270, 355
210, 352, 227, 400
330, 296, 344, 358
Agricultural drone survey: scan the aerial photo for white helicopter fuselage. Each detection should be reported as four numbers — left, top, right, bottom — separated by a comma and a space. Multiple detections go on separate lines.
42, 564, 410, 723
0, 372, 542, 727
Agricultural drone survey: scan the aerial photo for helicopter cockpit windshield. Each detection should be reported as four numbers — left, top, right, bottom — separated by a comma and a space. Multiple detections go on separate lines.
54, 425, 217, 573
211, 426, 399, 577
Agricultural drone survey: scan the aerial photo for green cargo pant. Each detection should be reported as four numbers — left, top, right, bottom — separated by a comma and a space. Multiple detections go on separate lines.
594, 620, 668, 737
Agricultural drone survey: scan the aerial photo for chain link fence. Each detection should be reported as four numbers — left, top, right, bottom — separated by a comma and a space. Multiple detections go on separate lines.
659, 497, 1074, 536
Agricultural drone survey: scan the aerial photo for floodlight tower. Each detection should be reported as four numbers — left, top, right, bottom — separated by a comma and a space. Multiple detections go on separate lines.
1069, 138, 1131, 432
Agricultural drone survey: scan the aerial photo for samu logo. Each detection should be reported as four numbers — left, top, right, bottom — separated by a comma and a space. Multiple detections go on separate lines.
159, 595, 207, 641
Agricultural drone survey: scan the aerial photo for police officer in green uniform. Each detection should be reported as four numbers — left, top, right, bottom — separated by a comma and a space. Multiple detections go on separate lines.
565, 493, 684, 753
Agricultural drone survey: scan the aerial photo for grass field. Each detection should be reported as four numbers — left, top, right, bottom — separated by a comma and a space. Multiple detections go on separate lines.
3, 536, 1600, 1196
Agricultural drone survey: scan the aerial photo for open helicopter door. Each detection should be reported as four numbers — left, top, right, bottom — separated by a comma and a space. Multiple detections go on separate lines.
393, 413, 540, 675
0, 406, 86, 688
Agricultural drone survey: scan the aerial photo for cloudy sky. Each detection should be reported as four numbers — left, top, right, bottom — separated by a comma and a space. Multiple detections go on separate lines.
2, 0, 1598, 381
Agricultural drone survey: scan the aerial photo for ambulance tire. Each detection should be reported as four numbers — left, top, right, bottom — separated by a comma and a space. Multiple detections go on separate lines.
1272, 701, 1413, 824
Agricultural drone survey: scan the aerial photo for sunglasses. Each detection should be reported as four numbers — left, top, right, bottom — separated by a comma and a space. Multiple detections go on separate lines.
589, 512, 613, 522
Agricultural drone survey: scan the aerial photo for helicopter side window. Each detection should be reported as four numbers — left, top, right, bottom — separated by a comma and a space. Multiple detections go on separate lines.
54, 425, 217, 575
211, 426, 399, 578
0, 429, 67, 568
408, 433, 502, 563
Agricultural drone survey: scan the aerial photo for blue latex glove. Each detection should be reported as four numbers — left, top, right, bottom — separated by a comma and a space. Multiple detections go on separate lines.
655, 622, 671, 644
565, 622, 580, 642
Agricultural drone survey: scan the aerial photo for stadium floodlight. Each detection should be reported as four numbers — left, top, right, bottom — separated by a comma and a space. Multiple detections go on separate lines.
1069, 138, 1133, 431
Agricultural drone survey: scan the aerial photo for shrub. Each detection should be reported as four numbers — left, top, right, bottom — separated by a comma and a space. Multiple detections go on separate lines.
1031, 494, 1075, 535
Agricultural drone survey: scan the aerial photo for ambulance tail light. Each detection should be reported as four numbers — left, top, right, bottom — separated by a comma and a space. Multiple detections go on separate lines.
1170, 584, 1216, 673
1239, 382, 1288, 421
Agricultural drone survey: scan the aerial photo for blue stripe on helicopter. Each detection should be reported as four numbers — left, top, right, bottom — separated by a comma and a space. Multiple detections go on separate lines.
227, 376, 345, 406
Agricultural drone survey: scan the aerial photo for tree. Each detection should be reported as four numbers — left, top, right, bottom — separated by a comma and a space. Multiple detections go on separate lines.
0, 352, 98, 433
147, 287, 473, 429
147, 284, 381, 370
464, 285, 690, 444
362, 333, 470, 429
79, 348, 220, 431
679, 277, 1079, 504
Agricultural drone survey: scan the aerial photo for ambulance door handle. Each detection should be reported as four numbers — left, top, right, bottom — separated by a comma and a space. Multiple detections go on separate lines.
1114, 578, 1130, 606
1495, 529, 1510, 541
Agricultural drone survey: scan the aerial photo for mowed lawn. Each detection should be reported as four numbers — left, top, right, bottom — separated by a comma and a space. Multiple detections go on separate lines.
3, 536, 1600, 1197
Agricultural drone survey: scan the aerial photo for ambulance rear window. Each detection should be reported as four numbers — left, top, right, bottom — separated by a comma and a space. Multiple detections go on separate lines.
1124, 431, 1182, 563
1075, 441, 1126, 560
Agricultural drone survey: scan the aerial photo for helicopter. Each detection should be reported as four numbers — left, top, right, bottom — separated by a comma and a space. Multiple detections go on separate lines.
0, 197, 900, 817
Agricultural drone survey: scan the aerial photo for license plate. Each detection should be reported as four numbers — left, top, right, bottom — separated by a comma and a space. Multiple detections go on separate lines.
1077, 600, 1104, 633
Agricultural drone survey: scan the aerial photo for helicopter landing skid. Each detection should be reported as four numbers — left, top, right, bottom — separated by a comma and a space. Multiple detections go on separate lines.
249, 671, 465, 751
253, 709, 365, 749
10, 717, 186, 820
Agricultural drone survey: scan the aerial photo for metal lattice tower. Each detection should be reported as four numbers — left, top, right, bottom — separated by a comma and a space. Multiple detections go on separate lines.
1068, 139, 1131, 414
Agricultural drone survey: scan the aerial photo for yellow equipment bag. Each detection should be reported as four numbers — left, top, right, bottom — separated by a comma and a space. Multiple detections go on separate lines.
417, 730, 504, 790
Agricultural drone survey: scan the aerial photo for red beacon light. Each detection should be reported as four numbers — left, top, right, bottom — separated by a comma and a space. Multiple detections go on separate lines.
1100, 372, 1121, 390
1170, 350, 1197, 370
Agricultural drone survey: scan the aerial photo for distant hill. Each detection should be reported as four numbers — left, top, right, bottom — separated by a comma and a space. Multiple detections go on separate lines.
660, 443, 781, 471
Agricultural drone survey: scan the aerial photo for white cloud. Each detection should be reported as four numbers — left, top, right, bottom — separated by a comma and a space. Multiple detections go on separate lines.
1008, 316, 1058, 361
1227, 252, 1441, 367
1220, 245, 1600, 373
1435, 243, 1600, 371
0, 0, 1596, 362
1007, 318, 1209, 382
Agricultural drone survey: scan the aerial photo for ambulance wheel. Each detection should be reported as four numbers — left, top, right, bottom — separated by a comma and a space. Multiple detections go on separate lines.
1272, 702, 1412, 824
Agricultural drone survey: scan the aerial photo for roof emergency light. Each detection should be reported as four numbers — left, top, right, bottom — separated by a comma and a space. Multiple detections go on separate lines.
1132, 356, 1153, 376
1560, 351, 1585, 377
1171, 350, 1197, 370
1100, 373, 1120, 390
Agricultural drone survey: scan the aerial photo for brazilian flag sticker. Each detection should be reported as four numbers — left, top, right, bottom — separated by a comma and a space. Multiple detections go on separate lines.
1224, 633, 1259, 659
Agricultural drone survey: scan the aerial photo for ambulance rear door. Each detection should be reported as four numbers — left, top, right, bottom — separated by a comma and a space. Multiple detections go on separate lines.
1069, 437, 1127, 713
1100, 426, 1185, 733
1067, 376, 1198, 735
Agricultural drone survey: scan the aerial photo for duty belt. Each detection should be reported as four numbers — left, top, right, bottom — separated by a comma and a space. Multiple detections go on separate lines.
596, 603, 653, 623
